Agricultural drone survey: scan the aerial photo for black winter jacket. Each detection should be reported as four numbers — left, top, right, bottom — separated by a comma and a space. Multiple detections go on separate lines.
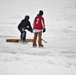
18, 19, 32, 31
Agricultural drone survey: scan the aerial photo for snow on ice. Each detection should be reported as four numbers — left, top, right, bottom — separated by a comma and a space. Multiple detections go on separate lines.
0, 0, 76, 75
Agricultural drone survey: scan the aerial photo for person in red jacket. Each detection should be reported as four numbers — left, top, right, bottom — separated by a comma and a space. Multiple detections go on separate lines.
33, 10, 46, 47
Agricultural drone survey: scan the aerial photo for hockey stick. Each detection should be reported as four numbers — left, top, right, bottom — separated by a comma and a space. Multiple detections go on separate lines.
41, 39, 47, 43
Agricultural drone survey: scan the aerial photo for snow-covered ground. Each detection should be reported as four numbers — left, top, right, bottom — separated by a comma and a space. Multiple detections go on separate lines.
0, 0, 76, 75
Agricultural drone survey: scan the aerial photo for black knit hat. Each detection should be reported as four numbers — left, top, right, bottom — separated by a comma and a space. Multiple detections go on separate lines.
25, 15, 30, 20
39, 10, 43, 15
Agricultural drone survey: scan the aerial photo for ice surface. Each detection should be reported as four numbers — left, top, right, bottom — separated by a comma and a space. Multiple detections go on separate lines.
0, 0, 76, 75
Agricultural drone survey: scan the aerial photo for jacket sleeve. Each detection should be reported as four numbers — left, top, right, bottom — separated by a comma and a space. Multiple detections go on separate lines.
41, 17, 45, 29
27, 22, 33, 31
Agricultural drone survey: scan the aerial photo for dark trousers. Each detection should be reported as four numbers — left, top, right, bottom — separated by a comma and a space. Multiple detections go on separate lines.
18, 28, 26, 41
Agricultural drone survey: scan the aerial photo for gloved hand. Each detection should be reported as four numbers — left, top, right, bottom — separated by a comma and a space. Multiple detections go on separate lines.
43, 28, 46, 33
30, 29, 33, 33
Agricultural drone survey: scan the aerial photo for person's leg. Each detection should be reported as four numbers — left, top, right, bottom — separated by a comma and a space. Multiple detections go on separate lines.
21, 31, 26, 41
18, 27, 22, 40
38, 31, 43, 47
33, 32, 38, 47
18, 28, 26, 42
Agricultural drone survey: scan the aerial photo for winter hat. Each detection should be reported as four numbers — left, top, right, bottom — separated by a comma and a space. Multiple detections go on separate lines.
25, 15, 30, 20
39, 10, 43, 15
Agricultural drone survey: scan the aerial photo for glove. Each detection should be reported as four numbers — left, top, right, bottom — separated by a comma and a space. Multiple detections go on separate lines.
29, 29, 33, 33
30, 30, 33, 33
43, 28, 46, 33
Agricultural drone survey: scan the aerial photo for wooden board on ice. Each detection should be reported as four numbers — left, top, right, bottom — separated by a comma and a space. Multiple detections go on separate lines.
6, 39, 33, 43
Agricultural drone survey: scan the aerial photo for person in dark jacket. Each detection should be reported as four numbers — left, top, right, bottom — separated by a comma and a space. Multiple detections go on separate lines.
18, 15, 33, 42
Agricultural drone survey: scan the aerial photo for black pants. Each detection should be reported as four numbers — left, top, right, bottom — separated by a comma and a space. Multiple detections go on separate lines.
18, 27, 26, 41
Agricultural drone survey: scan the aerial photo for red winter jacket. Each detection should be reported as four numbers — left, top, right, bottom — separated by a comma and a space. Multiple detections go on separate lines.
33, 15, 45, 30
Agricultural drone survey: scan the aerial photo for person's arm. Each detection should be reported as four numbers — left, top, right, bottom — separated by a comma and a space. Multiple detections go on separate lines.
27, 22, 33, 32
41, 18, 46, 33
41, 19, 45, 28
